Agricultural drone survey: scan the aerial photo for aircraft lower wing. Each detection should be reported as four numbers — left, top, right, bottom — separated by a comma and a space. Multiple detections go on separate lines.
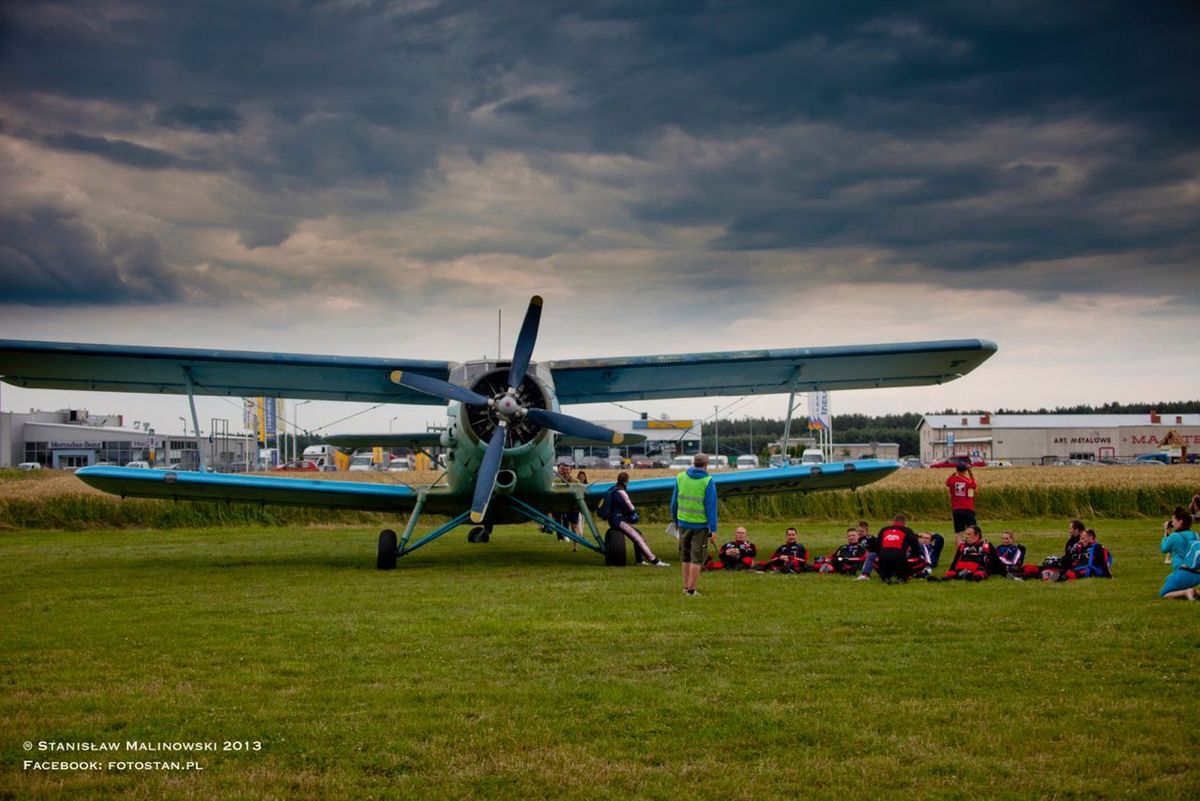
74, 466, 463, 514
0, 340, 450, 404
548, 339, 997, 403
586, 460, 900, 508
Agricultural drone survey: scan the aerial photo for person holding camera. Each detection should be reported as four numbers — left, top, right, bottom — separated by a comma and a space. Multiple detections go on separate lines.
604, 471, 669, 568
945, 461, 979, 537
1160, 509, 1199, 600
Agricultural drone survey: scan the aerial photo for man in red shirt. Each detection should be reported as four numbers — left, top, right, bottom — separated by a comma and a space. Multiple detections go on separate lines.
945, 461, 978, 535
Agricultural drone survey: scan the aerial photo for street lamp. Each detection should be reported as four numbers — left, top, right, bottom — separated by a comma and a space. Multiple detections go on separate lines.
389, 415, 399, 433
294, 400, 312, 462
714, 405, 719, 461
178, 416, 187, 436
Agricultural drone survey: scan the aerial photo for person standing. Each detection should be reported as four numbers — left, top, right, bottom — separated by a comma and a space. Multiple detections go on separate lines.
946, 461, 978, 536
671, 453, 718, 596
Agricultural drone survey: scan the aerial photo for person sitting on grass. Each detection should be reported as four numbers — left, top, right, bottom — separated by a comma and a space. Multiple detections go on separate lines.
1160, 509, 1200, 600
995, 530, 1040, 579
815, 528, 871, 576
917, 531, 946, 568
942, 526, 1005, 581
1063, 528, 1112, 580
874, 514, 922, 584
757, 527, 811, 573
707, 526, 757, 570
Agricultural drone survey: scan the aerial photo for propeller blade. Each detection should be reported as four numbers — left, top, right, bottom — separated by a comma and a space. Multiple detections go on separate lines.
470, 425, 507, 523
507, 295, 543, 389
525, 408, 625, 445
391, 370, 489, 406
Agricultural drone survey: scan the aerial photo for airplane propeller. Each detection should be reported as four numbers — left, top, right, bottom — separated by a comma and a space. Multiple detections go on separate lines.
391, 295, 624, 523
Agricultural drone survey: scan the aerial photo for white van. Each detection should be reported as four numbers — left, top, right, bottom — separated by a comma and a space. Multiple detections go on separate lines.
800, 448, 825, 465
670, 455, 694, 471
124, 461, 151, 469
736, 455, 760, 470
348, 452, 376, 472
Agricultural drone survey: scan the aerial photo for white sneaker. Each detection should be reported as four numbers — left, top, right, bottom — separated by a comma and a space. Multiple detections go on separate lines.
855, 574, 871, 581
653, 559, 671, 568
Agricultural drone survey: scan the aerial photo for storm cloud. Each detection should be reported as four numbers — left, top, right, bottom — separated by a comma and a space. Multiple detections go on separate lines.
0, 0, 1197, 310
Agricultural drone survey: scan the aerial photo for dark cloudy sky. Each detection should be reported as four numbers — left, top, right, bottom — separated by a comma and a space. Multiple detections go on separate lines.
1, 1, 1198, 435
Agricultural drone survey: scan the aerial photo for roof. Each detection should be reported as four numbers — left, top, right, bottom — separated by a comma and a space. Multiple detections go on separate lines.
920, 414, 1200, 430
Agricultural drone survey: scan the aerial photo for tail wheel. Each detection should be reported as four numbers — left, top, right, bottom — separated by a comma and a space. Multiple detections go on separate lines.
377, 529, 398, 571
604, 528, 628, 567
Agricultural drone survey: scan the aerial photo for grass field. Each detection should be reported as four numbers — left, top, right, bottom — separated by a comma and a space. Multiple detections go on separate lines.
2, 517, 1197, 800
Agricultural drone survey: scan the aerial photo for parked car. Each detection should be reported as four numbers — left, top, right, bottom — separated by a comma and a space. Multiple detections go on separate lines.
277, 460, 319, 472
605, 457, 624, 469
1132, 453, 1169, 465
124, 461, 151, 469
629, 456, 654, 469
928, 457, 987, 469
985, 459, 1013, 468
578, 455, 608, 469
900, 456, 923, 469
1053, 458, 1102, 467
17, 462, 42, 470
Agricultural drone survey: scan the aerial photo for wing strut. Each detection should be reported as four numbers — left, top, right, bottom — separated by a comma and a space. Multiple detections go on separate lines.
181, 367, 207, 472
779, 369, 803, 466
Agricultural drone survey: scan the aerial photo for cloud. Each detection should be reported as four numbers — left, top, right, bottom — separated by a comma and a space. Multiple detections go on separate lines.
0, 205, 185, 305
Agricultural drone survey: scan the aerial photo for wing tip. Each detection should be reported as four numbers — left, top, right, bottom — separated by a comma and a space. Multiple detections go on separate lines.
530, 295, 544, 307
612, 432, 624, 445
470, 510, 485, 524
390, 370, 403, 384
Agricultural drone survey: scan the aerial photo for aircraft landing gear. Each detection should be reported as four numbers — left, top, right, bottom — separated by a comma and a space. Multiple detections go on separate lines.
467, 526, 491, 543
377, 529, 398, 570
604, 528, 628, 567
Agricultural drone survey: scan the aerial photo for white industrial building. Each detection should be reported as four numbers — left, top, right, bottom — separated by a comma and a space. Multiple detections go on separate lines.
1, 409, 253, 470
919, 412, 1200, 465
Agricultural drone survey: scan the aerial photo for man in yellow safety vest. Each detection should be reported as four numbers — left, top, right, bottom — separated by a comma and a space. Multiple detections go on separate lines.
671, 453, 718, 596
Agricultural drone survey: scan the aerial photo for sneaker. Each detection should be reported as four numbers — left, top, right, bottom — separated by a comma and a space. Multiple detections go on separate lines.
855, 574, 870, 581
653, 559, 671, 568
684, 588, 699, 596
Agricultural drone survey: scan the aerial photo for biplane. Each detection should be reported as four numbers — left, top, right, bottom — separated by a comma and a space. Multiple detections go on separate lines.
0, 297, 996, 568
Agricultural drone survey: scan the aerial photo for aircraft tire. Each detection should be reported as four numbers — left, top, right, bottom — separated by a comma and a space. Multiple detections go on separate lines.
467, 526, 482, 543
377, 529, 398, 571
604, 528, 627, 567
479, 528, 491, 543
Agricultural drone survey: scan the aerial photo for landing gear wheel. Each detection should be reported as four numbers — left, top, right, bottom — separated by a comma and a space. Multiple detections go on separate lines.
604, 528, 628, 567
467, 527, 481, 543
377, 529, 398, 571
479, 527, 491, 543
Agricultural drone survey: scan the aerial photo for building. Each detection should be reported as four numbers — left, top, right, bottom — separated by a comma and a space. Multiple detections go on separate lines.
1, 408, 254, 470
559, 418, 702, 459
918, 412, 1200, 465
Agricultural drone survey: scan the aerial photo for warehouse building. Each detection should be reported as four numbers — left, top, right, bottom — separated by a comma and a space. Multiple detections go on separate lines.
1, 408, 252, 470
918, 412, 1200, 465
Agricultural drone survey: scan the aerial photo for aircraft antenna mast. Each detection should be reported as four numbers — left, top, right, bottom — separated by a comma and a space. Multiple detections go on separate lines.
498, 309, 502, 361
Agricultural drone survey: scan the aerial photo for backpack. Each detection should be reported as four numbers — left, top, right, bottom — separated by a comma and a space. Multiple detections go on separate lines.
1182, 534, 1200, 572
596, 489, 612, 521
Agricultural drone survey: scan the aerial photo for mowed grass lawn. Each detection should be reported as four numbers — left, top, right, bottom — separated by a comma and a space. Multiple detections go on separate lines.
2, 519, 1197, 800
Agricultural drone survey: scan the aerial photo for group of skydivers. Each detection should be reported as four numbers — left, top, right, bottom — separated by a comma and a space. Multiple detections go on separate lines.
701, 516, 1113, 583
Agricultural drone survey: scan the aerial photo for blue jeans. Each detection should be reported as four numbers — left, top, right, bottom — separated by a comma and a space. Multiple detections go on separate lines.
861, 552, 877, 576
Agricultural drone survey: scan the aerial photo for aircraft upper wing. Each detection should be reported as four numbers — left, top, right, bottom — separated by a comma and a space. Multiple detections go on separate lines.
585, 460, 900, 509
0, 340, 451, 404
548, 339, 997, 403
322, 432, 444, 449
73, 466, 466, 514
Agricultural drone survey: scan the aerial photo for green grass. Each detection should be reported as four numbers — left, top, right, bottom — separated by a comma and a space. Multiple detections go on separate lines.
1, 519, 1196, 800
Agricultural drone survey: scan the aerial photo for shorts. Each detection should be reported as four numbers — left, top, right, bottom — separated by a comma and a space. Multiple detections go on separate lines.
679, 528, 711, 564
952, 508, 977, 533
1159, 569, 1200, 596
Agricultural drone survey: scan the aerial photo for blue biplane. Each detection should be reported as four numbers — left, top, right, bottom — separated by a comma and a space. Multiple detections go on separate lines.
0, 297, 996, 568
